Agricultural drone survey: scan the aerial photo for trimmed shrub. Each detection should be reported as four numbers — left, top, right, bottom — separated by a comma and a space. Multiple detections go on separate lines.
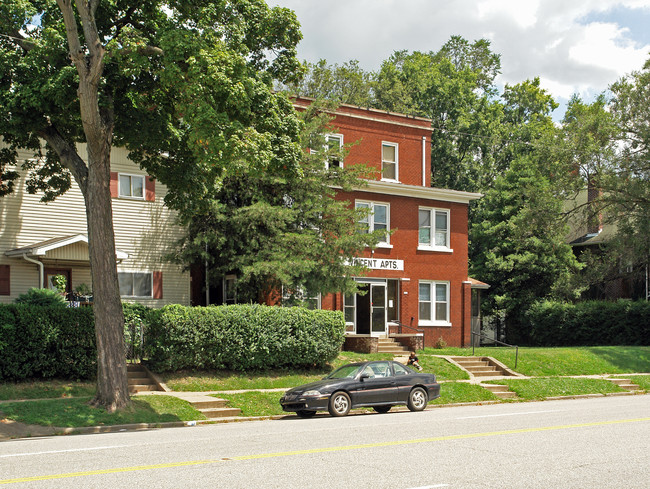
0, 304, 96, 381
522, 300, 650, 346
14, 288, 67, 307
146, 304, 345, 372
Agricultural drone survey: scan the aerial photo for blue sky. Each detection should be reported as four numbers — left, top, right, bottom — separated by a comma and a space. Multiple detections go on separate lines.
271, 0, 650, 120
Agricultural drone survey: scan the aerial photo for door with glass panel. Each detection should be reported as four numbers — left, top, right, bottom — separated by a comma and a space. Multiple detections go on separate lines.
370, 284, 387, 336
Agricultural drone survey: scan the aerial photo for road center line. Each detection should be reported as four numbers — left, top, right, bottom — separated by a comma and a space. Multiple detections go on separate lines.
456, 409, 563, 419
2, 417, 649, 485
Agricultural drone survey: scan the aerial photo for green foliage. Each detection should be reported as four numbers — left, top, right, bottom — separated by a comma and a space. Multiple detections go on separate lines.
123, 303, 159, 360
0, 304, 96, 381
14, 288, 67, 307
494, 377, 623, 400
522, 300, 650, 347
146, 304, 345, 372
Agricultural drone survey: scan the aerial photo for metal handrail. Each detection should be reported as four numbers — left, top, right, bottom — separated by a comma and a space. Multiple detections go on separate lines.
471, 331, 518, 369
392, 320, 424, 335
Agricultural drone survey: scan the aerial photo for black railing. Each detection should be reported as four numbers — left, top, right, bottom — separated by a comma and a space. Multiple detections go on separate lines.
392, 320, 424, 335
471, 331, 519, 369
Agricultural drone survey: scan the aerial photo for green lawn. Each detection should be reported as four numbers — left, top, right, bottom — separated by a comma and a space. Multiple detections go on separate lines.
0, 395, 204, 427
486, 377, 625, 400
0, 380, 95, 401
430, 382, 497, 404
427, 346, 650, 376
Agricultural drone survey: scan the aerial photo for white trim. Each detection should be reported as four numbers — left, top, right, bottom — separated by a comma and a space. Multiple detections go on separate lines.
418, 207, 451, 250
117, 173, 145, 200
422, 136, 426, 187
381, 141, 399, 182
418, 280, 450, 325
5, 235, 128, 260
325, 133, 344, 170
358, 180, 482, 204
417, 246, 454, 253
356, 199, 390, 245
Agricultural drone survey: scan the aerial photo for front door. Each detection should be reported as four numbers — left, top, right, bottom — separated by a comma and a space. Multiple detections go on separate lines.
370, 284, 386, 336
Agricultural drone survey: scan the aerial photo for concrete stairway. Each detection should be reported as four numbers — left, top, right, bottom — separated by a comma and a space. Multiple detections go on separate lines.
174, 394, 241, 419
609, 378, 641, 391
481, 384, 517, 399
127, 364, 162, 393
451, 356, 511, 377
378, 337, 409, 354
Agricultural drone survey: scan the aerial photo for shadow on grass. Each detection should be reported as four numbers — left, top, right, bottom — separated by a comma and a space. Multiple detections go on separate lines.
585, 346, 650, 373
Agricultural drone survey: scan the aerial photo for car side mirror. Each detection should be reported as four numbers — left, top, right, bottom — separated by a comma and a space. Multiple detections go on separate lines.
359, 373, 370, 381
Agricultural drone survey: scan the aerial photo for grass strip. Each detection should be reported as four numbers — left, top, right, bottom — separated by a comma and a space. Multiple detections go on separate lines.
0, 395, 205, 427
430, 382, 497, 404
0, 381, 95, 401
486, 377, 625, 400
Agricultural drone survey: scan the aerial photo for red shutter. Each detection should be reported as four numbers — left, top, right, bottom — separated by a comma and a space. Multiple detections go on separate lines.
0, 265, 10, 295
153, 271, 163, 299
145, 176, 155, 202
110, 172, 118, 198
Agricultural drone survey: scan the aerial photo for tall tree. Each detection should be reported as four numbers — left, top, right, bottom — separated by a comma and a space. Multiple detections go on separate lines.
0, 0, 302, 411
169, 100, 385, 303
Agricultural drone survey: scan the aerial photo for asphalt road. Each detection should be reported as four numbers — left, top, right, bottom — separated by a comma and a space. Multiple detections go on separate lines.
1, 395, 649, 488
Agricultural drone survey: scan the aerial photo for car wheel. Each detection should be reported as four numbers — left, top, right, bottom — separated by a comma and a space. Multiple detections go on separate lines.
407, 387, 428, 411
328, 391, 351, 417
373, 405, 392, 414
296, 410, 316, 418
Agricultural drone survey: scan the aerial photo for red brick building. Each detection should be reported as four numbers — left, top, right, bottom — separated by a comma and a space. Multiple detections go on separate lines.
292, 98, 482, 348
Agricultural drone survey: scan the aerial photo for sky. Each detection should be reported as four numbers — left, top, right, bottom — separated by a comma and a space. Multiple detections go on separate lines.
270, 0, 650, 119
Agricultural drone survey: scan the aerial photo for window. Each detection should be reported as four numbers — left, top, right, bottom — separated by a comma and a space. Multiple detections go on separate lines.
325, 134, 343, 169
0, 265, 9, 296
118, 174, 144, 199
344, 292, 356, 325
282, 287, 321, 309
418, 208, 451, 250
381, 142, 398, 181
419, 281, 450, 325
119, 272, 152, 298
224, 275, 237, 304
393, 363, 411, 376
356, 200, 390, 245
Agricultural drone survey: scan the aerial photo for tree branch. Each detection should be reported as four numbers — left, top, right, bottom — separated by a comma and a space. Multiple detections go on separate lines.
37, 125, 89, 196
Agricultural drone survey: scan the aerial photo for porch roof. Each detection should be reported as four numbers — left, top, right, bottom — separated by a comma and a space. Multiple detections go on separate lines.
4, 234, 128, 260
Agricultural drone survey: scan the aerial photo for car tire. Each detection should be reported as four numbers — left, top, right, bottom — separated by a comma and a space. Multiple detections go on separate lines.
407, 387, 428, 411
296, 410, 316, 418
373, 405, 392, 414
328, 391, 351, 417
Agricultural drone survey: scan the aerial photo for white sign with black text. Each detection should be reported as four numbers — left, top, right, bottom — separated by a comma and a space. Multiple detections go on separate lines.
349, 257, 404, 271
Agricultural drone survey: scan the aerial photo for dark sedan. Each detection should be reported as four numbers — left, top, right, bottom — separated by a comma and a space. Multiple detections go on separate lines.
280, 360, 441, 417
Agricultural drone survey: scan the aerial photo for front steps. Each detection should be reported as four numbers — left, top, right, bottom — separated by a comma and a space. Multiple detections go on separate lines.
378, 337, 409, 354
127, 364, 162, 393
481, 384, 517, 399
451, 356, 516, 378
609, 378, 641, 391
174, 394, 241, 419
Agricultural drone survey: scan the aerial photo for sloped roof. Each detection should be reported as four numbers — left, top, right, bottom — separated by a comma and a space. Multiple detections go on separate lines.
4, 234, 128, 260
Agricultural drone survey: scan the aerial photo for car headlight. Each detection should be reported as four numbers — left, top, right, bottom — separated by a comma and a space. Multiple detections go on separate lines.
303, 390, 322, 397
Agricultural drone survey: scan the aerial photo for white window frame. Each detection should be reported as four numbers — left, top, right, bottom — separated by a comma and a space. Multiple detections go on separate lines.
418, 280, 451, 326
325, 134, 343, 169
381, 141, 399, 182
118, 271, 153, 298
418, 207, 452, 252
356, 200, 391, 247
344, 292, 356, 327
118, 173, 145, 200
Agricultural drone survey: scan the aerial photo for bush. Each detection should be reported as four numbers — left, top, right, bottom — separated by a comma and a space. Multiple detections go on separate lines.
146, 304, 345, 372
0, 304, 96, 381
522, 300, 650, 346
14, 288, 67, 307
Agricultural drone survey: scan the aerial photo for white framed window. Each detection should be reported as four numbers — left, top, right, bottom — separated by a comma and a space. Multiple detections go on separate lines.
356, 200, 390, 246
282, 287, 321, 310
418, 281, 450, 326
418, 207, 451, 251
119, 272, 152, 298
381, 142, 398, 181
118, 174, 145, 199
344, 292, 356, 326
325, 134, 343, 169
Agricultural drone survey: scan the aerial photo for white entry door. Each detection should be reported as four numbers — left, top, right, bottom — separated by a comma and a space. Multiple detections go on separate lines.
370, 284, 387, 336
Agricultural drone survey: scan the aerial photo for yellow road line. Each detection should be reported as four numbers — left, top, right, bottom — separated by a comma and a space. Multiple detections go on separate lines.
2, 417, 649, 485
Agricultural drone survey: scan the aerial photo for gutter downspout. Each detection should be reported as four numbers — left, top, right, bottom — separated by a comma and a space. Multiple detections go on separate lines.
421, 136, 426, 187
22, 253, 44, 289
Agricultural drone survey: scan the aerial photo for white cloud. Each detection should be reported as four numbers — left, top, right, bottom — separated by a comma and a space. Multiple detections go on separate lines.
272, 0, 650, 111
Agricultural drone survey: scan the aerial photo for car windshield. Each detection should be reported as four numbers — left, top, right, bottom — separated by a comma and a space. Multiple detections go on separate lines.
325, 365, 363, 379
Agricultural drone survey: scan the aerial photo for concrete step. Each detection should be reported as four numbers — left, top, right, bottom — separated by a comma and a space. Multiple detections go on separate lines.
129, 384, 159, 393
192, 399, 229, 410
481, 384, 517, 398
455, 361, 490, 368
465, 366, 499, 373
128, 377, 151, 385
378, 347, 409, 354
609, 378, 640, 390
199, 407, 242, 419
471, 370, 500, 377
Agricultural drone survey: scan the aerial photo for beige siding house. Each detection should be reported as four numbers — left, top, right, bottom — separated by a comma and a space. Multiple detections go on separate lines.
0, 144, 190, 306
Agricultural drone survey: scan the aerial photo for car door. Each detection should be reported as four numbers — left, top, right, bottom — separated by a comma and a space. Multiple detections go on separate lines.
353, 362, 398, 405
392, 361, 417, 402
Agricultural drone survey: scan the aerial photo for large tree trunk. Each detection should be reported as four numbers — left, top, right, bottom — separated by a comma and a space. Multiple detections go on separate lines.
56, 0, 130, 411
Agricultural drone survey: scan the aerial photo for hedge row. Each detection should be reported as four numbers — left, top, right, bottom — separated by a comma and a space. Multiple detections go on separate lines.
521, 300, 650, 346
145, 304, 346, 372
0, 304, 96, 381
